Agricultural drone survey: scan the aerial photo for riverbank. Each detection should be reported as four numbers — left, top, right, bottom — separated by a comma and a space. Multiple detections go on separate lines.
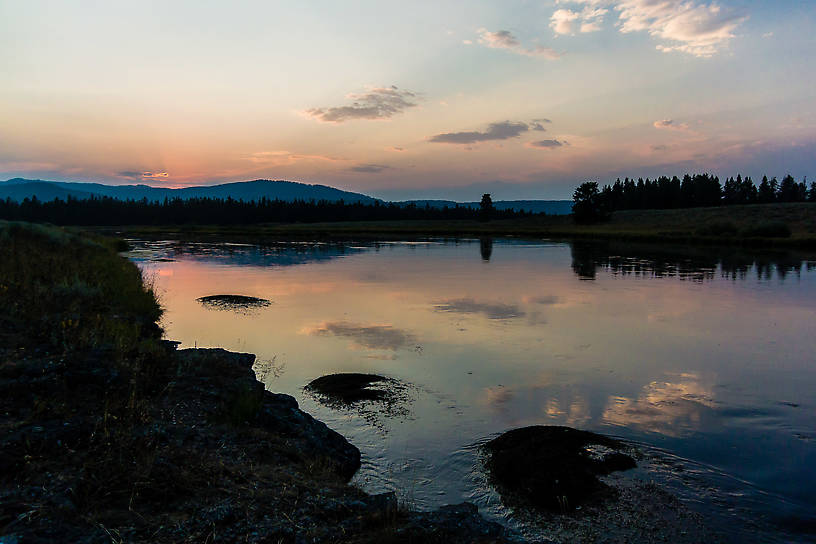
91, 202, 816, 249
0, 221, 508, 543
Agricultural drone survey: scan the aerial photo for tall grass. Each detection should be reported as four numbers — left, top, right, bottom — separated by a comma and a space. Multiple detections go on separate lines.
0, 220, 162, 352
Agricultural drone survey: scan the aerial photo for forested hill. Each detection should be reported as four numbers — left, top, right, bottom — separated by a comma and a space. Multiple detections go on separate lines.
0, 178, 379, 204
1, 178, 573, 214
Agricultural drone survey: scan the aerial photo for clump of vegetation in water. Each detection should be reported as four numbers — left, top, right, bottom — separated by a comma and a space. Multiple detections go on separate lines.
197, 294, 271, 312
305, 373, 415, 430
306, 373, 393, 403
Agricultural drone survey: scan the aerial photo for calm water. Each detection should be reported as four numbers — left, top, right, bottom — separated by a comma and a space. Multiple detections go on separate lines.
129, 238, 816, 542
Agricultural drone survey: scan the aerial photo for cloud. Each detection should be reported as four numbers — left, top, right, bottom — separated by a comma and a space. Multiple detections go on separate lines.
387, 146, 404, 152
350, 163, 390, 173
653, 119, 689, 130
305, 321, 417, 351
305, 86, 418, 123
434, 298, 524, 319
119, 171, 169, 179
242, 151, 343, 165
650, 144, 669, 151
530, 119, 551, 131
479, 28, 520, 49
581, 20, 603, 32
429, 121, 530, 145
551, 9, 580, 34
551, 6, 607, 35
477, 29, 562, 59
528, 139, 567, 149
555, 0, 747, 57
617, 0, 747, 57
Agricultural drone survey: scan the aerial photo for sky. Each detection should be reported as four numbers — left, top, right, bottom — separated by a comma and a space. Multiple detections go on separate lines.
1, 0, 815, 200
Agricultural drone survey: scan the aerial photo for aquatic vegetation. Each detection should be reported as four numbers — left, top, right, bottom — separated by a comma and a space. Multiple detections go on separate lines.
196, 294, 272, 312
305, 373, 415, 431
307, 373, 394, 403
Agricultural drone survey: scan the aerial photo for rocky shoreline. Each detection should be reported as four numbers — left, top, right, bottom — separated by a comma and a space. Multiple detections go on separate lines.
1, 342, 511, 543
0, 223, 727, 543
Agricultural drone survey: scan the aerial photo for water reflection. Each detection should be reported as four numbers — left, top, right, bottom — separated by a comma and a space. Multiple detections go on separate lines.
131, 237, 816, 543
480, 237, 493, 261
570, 240, 813, 281
302, 321, 418, 355
434, 298, 525, 320
127, 239, 367, 268
602, 373, 717, 437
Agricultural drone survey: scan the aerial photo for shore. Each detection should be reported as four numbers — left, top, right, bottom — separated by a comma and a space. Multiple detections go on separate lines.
88, 201, 816, 249
0, 221, 512, 543
1, 221, 782, 542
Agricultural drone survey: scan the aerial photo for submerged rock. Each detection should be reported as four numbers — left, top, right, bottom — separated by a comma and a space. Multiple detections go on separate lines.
196, 294, 271, 312
484, 425, 636, 512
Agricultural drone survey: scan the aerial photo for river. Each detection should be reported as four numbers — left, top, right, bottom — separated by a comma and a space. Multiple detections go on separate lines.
129, 237, 816, 542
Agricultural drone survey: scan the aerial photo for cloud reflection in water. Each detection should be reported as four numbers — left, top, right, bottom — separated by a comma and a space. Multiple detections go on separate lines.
303, 321, 418, 353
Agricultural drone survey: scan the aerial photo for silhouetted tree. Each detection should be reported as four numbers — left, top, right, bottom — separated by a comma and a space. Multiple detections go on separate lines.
778, 174, 802, 202
757, 176, 776, 203
572, 181, 608, 224
479, 193, 494, 222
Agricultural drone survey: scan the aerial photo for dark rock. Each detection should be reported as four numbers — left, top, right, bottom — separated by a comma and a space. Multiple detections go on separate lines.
363, 491, 397, 516
176, 349, 362, 481
257, 391, 361, 480
484, 425, 636, 512
398, 502, 512, 542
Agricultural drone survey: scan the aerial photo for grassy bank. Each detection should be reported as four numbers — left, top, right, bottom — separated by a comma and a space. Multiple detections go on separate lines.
0, 221, 162, 353
0, 221, 509, 543
93, 202, 816, 249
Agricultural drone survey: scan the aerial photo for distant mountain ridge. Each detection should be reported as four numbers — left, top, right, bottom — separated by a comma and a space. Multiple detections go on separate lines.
1, 178, 572, 215
1, 178, 379, 204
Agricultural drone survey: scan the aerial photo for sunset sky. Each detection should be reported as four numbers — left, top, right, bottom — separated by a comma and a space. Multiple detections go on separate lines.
2, 0, 814, 199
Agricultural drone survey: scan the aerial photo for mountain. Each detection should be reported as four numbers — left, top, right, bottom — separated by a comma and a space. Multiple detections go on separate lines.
0, 181, 97, 202
0, 179, 379, 204
1, 178, 572, 214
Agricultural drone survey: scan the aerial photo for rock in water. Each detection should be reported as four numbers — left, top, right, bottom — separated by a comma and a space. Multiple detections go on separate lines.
484, 425, 636, 512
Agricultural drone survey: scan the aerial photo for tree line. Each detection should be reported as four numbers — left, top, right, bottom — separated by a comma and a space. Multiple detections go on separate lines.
573, 174, 815, 222
0, 194, 525, 225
